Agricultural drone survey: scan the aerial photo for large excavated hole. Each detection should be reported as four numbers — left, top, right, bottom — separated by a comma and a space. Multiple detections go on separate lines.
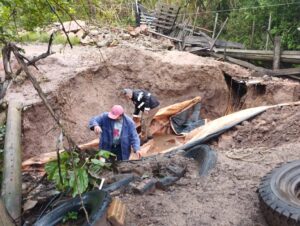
20, 46, 300, 159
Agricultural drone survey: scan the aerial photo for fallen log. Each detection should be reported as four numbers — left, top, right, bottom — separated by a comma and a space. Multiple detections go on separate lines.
1, 101, 22, 225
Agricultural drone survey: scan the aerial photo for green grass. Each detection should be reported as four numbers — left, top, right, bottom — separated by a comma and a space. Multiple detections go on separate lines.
53, 34, 81, 45
19, 31, 81, 45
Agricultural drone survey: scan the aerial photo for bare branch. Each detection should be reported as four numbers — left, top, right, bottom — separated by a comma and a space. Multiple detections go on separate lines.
45, 0, 73, 48
15, 33, 55, 76
10, 43, 79, 151
2, 45, 13, 79
52, 0, 87, 32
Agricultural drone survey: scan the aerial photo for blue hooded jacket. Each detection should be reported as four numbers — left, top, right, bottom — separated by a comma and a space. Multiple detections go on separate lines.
89, 113, 140, 160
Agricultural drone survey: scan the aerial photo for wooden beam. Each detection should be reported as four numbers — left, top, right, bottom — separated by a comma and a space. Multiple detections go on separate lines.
148, 29, 182, 42
1, 101, 22, 225
212, 13, 219, 39
210, 17, 228, 51
265, 12, 272, 50
273, 36, 281, 70
211, 53, 300, 78
214, 48, 300, 63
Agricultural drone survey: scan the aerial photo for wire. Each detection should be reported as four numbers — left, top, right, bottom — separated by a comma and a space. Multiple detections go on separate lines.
175, 1, 300, 16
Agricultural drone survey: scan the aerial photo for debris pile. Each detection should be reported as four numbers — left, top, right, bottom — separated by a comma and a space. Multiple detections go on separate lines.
44, 20, 175, 50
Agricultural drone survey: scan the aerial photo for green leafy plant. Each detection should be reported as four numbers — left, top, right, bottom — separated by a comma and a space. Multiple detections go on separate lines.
62, 211, 78, 223
45, 150, 115, 197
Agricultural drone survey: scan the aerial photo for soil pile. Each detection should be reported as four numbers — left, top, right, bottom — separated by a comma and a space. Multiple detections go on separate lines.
218, 105, 300, 150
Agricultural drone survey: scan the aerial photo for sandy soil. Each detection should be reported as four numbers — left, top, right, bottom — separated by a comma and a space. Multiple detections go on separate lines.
218, 105, 300, 150
1, 43, 300, 226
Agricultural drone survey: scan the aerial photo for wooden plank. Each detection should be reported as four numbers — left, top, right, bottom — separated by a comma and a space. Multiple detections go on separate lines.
152, 20, 174, 26
185, 36, 244, 49
107, 198, 126, 226
148, 29, 182, 42
209, 17, 228, 51
177, 24, 212, 40
215, 40, 244, 49
156, 13, 175, 17
153, 23, 173, 31
214, 48, 300, 63
211, 53, 300, 78
184, 36, 209, 43
157, 4, 179, 10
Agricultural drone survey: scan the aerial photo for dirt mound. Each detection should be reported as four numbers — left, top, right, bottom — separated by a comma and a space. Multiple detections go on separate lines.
218, 105, 300, 150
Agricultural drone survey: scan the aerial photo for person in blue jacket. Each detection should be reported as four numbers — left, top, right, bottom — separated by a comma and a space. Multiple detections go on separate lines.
89, 105, 141, 161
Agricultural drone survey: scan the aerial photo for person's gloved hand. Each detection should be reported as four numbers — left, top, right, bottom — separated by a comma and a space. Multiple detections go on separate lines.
94, 125, 102, 135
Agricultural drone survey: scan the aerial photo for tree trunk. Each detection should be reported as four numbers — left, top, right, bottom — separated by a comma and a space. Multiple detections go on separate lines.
0, 199, 14, 226
1, 101, 22, 225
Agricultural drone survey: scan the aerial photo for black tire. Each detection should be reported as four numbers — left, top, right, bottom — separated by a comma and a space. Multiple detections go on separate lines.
33, 190, 111, 226
184, 144, 217, 176
258, 160, 300, 226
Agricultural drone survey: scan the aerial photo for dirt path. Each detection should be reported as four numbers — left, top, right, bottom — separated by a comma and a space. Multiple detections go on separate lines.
121, 141, 300, 226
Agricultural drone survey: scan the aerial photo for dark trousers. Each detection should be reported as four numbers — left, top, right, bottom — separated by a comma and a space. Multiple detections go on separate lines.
111, 143, 122, 161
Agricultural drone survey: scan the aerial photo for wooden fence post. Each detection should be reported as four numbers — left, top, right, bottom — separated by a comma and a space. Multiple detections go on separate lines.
212, 12, 219, 39
273, 36, 281, 69
265, 12, 272, 50
250, 19, 255, 48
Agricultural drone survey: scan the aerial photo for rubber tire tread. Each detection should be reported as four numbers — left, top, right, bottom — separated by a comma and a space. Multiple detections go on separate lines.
33, 190, 111, 226
258, 161, 300, 226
